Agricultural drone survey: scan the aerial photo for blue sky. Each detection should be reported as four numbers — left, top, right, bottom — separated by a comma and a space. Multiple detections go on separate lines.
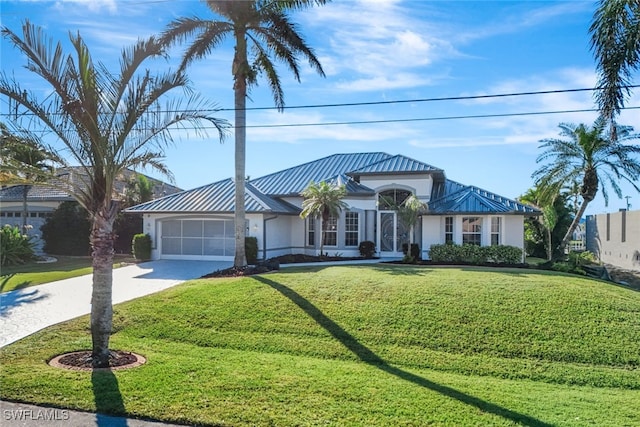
1, 0, 639, 215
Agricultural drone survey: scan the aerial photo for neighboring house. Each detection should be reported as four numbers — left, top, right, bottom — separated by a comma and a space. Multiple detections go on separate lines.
586, 209, 640, 272
569, 219, 587, 252
0, 167, 181, 252
126, 152, 538, 261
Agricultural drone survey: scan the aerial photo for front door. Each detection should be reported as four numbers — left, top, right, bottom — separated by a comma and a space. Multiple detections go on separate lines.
378, 211, 409, 256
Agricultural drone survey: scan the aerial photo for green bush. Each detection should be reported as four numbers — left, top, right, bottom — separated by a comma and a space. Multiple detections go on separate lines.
358, 241, 376, 258
132, 233, 152, 261
551, 251, 598, 275
41, 201, 91, 256
0, 225, 35, 266
246, 236, 258, 264
429, 243, 523, 265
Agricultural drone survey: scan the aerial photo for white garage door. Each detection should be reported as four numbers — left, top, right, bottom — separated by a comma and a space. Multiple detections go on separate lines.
161, 219, 235, 257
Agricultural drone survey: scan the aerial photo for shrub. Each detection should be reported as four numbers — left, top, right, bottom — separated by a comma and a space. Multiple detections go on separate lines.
410, 243, 420, 260
429, 243, 523, 265
358, 241, 376, 258
132, 233, 152, 261
0, 225, 35, 266
246, 236, 258, 264
41, 201, 91, 255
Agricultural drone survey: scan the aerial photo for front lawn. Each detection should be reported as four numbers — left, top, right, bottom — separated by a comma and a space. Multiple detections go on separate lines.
1, 265, 638, 426
0, 255, 134, 293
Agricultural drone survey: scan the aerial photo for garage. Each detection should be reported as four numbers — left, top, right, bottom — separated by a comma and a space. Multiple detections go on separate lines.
160, 218, 235, 258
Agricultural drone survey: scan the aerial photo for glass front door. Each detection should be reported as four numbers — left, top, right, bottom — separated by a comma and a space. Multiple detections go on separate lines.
378, 211, 409, 255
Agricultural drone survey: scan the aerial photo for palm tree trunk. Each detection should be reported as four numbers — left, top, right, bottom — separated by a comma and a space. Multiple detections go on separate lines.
90, 201, 118, 368
233, 29, 248, 268
319, 216, 325, 257
558, 200, 590, 257
546, 227, 552, 261
21, 185, 29, 230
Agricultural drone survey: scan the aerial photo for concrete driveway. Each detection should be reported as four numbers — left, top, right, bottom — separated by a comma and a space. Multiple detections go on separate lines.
0, 260, 231, 348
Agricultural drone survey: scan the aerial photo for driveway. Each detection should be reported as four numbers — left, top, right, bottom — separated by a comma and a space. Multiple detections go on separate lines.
0, 260, 231, 348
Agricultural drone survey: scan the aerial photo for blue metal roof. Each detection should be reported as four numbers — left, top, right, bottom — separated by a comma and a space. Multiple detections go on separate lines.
348, 154, 443, 176
250, 152, 391, 196
125, 154, 538, 216
428, 180, 539, 214
125, 179, 300, 214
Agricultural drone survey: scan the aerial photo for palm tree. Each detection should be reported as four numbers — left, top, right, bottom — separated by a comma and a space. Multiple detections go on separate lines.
0, 123, 58, 229
519, 187, 559, 261
532, 120, 640, 255
300, 181, 347, 257
590, 0, 640, 130
160, 0, 327, 268
1, 21, 227, 367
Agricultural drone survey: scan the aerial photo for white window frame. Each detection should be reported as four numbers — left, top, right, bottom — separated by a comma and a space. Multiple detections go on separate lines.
344, 211, 359, 247
462, 217, 482, 246
490, 217, 501, 246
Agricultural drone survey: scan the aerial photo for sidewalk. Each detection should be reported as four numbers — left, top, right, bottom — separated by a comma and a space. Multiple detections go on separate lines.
0, 400, 187, 427
0, 260, 231, 348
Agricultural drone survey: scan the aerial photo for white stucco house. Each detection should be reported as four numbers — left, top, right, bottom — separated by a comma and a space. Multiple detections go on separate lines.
126, 152, 538, 261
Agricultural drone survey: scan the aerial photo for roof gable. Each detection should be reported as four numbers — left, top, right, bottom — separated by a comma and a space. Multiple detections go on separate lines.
429, 180, 538, 214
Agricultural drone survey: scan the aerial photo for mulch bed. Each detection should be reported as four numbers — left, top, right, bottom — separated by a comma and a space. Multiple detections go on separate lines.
49, 350, 146, 371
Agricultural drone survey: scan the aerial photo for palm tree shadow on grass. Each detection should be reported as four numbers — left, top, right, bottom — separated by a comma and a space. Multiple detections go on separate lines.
254, 276, 552, 427
92, 369, 127, 427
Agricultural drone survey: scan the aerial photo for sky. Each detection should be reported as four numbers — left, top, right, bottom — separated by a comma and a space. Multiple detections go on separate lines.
1, 0, 639, 215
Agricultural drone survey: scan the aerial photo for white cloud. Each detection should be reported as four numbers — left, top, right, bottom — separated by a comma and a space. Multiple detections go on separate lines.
53, 0, 117, 13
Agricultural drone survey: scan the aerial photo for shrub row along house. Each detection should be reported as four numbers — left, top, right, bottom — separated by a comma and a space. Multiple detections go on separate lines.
125, 152, 539, 261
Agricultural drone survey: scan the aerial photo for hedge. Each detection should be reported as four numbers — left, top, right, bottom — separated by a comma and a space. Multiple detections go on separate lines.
429, 243, 522, 264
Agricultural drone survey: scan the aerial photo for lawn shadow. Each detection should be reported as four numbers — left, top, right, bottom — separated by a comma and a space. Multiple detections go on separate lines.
92, 368, 127, 426
0, 283, 47, 317
254, 275, 552, 427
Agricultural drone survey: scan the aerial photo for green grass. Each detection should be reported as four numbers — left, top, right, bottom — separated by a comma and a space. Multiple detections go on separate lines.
1, 265, 639, 426
0, 255, 134, 293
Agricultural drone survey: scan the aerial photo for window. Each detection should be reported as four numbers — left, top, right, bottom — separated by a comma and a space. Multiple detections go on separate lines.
606, 213, 610, 241
622, 210, 626, 243
345, 212, 359, 247
462, 217, 482, 246
323, 215, 338, 246
445, 217, 453, 243
307, 217, 315, 246
491, 217, 501, 246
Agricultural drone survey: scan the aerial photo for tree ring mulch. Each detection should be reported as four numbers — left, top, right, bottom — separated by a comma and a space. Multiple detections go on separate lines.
48, 350, 146, 371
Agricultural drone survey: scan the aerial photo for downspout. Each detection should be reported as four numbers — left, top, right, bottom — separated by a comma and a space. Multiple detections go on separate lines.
262, 215, 278, 261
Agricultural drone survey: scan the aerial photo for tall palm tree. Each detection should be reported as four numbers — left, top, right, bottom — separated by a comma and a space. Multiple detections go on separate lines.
532, 120, 640, 255
590, 0, 640, 130
1, 21, 227, 367
300, 181, 347, 257
160, 0, 327, 267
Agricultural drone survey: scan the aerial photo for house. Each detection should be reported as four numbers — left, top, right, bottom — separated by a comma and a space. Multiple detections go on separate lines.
125, 152, 538, 261
0, 167, 182, 252
586, 209, 640, 272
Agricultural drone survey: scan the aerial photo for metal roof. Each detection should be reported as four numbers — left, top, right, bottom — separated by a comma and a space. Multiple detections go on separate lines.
125, 179, 300, 214
0, 184, 73, 202
0, 167, 181, 203
348, 154, 443, 176
428, 180, 539, 215
125, 154, 538, 216
250, 152, 391, 196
